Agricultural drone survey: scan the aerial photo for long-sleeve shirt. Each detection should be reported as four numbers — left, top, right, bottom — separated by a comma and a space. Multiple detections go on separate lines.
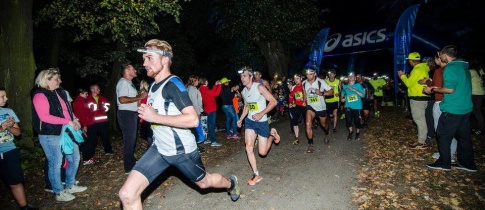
187, 85, 203, 115
200, 84, 221, 113
33, 93, 72, 125
400, 62, 430, 97
72, 95, 95, 127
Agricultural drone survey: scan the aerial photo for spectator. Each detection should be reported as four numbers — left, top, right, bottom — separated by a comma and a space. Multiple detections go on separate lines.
32, 68, 87, 201
84, 84, 113, 165
425, 45, 477, 172
0, 87, 38, 209
220, 77, 240, 140
469, 60, 485, 135
199, 77, 222, 147
138, 79, 153, 150
116, 64, 148, 174
398, 52, 430, 150
185, 75, 205, 153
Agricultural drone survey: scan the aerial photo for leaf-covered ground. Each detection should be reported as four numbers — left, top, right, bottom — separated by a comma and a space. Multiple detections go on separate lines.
352, 107, 485, 210
1, 106, 484, 209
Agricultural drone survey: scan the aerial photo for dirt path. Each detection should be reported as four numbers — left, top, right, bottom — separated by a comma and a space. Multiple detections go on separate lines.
147, 117, 365, 210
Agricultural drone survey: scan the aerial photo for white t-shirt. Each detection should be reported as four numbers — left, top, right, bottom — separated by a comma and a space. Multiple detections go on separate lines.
302, 78, 332, 111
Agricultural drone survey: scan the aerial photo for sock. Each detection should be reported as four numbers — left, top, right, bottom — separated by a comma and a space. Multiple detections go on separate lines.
308, 138, 313, 144
254, 170, 259, 176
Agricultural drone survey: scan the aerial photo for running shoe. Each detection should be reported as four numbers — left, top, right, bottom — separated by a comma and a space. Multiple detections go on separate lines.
306, 144, 314, 153
355, 133, 360, 141
270, 128, 280, 144
408, 143, 427, 150
228, 175, 240, 201
292, 139, 299, 145
347, 133, 353, 141
83, 158, 97, 166
453, 164, 477, 172
247, 174, 263, 186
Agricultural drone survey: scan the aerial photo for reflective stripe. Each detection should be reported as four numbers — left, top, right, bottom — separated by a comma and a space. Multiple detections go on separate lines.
94, 116, 108, 121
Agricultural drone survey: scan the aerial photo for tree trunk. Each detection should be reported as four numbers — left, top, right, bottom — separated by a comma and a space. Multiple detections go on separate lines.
257, 41, 289, 82
107, 42, 127, 132
0, 0, 36, 145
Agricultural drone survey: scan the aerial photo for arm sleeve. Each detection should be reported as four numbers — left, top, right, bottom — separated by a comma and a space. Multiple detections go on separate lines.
33, 94, 70, 125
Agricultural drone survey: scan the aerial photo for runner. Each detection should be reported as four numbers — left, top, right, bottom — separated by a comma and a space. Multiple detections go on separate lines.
302, 67, 334, 153
118, 39, 240, 210
237, 66, 280, 186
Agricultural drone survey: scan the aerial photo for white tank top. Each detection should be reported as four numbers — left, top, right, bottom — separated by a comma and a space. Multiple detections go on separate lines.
148, 75, 197, 156
242, 83, 268, 122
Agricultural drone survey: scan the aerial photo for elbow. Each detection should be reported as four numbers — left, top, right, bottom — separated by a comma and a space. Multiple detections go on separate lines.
189, 115, 199, 128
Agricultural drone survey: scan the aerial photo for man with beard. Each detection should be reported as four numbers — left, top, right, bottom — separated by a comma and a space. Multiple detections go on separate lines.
118, 39, 240, 210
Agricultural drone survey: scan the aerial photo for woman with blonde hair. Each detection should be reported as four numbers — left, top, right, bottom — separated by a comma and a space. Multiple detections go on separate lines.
32, 68, 87, 202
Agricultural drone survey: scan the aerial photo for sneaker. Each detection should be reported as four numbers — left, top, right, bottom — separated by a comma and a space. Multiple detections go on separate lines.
198, 146, 205, 153
340, 114, 345, 120
270, 128, 280, 144
426, 162, 451, 171
408, 143, 428, 150
292, 139, 299, 145
55, 191, 75, 202
324, 136, 330, 144
19, 205, 39, 210
432, 152, 440, 159
231, 134, 241, 139
333, 128, 337, 133
204, 140, 212, 144
44, 188, 54, 194
355, 133, 360, 141
226, 135, 232, 140
453, 164, 478, 172
247, 174, 263, 186
306, 144, 314, 153
65, 185, 87, 194
211, 142, 223, 147
228, 175, 240, 201
347, 133, 353, 141
83, 158, 97, 165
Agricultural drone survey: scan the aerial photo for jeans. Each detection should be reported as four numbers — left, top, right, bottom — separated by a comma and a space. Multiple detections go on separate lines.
410, 99, 428, 143
433, 102, 457, 156
207, 111, 217, 143
222, 105, 238, 136
117, 110, 138, 172
39, 134, 80, 194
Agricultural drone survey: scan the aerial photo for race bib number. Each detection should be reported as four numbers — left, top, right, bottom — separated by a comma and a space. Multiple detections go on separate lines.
295, 92, 303, 99
248, 102, 259, 111
308, 96, 320, 103
347, 95, 358, 102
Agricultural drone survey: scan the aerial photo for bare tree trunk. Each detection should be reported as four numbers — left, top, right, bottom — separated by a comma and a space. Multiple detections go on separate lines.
0, 0, 36, 146
107, 42, 127, 132
257, 41, 289, 82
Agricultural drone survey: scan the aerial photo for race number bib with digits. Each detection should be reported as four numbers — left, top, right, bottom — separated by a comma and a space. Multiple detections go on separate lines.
308, 96, 319, 103
295, 92, 303, 99
347, 95, 358, 102
248, 102, 259, 111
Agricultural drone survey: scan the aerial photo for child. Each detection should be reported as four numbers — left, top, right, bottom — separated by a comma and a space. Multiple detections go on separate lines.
0, 87, 38, 210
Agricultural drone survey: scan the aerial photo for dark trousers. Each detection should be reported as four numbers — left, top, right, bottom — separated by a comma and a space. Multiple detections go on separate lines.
425, 100, 435, 138
345, 108, 362, 130
436, 112, 476, 169
117, 110, 139, 173
82, 124, 97, 161
471, 95, 485, 132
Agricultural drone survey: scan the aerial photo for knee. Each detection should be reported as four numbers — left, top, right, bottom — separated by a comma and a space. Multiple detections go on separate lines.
118, 187, 136, 206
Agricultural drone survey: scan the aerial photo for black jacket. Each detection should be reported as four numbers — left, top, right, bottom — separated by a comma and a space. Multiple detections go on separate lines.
32, 88, 73, 135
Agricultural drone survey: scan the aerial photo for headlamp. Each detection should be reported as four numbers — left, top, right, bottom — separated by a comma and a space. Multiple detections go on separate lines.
137, 48, 173, 58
